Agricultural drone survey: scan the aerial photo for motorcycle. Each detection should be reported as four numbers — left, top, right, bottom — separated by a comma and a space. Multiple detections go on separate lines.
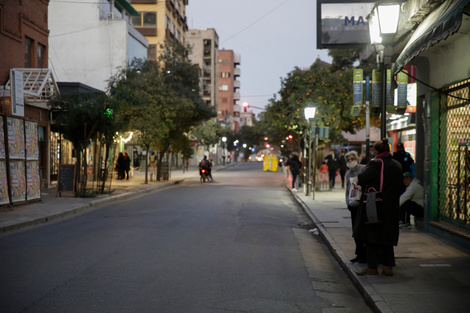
200, 168, 209, 183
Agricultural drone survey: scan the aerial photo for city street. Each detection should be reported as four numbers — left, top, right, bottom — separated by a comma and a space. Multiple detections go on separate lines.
0, 163, 371, 313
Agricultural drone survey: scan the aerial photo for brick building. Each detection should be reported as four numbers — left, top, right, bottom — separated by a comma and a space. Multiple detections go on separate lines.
0, 0, 57, 205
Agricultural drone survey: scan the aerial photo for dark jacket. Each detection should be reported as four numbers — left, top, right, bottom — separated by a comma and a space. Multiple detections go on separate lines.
392, 150, 414, 173
325, 154, 338, 172
339, 155, 347, 172
289, 156, 301, 175
354, 155, 403, 246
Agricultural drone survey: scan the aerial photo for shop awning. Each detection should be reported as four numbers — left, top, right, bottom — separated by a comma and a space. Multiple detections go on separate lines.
392, 0, 470, 75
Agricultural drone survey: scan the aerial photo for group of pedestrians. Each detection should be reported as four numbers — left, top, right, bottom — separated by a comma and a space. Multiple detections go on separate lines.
115, 151, 131, 180
343, 139, 424, 277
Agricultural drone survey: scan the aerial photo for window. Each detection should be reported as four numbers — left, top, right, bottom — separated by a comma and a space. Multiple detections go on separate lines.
219, 85, 229, 91
221, 72, 231, 78
132, 13, 142, 27
37, 43, 46, 68
147, 45, 157, 61
25, 37, 33, 67
133, 12, 156, 27
143, 12, 156, 27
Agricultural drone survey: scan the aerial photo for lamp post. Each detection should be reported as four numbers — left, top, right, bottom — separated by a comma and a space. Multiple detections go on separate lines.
304, 105, 316, 196
221, 136, 227, 166
368, 1, 401, 139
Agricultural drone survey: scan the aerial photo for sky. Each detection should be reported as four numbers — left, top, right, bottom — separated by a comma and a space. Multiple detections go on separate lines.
186, 0, 332, 116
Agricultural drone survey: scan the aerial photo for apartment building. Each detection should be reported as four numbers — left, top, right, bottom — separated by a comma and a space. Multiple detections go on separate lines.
186, 28, 219, 108
218, 50, 241, 133
131, 0, 189, 61
49, 0, 148, 92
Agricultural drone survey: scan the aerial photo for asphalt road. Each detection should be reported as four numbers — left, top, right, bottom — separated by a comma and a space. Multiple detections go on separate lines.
0, 163, 371, 313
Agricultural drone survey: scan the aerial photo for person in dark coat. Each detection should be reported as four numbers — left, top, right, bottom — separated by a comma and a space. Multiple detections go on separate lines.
339, 150, 348, 188
116, 152, 125, 180
289, 154, 301, 191
325, 150, 338, 190
393, 142, 414, 173
123, 151, 131, 180
354, 138, 403, 277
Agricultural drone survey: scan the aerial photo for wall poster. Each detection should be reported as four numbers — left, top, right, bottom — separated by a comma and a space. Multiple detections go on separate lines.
27, 161, 41, 199
7, 117, 25, 159
9, 160, 26, 202
25, 121, 39, 160
0, 161, 8, 205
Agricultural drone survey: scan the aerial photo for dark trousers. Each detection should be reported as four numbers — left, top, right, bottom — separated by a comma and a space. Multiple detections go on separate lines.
340, 169, 346, 187
291, 172, 299, 188
328, 169, 336, 189
349, 205, 367, 259
400, 200, 424, 224
367, 243, 395, 268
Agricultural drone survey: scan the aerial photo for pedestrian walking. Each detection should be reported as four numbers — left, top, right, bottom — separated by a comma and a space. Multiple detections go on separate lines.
115, 152, 125, 180
289, 154, 301, 191
344, 151, 367, 264
325, 150, 338, 190
354, 138, 403, 276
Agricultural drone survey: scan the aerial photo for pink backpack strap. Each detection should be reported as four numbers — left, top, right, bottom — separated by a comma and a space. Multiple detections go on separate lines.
379, 158, 384, 192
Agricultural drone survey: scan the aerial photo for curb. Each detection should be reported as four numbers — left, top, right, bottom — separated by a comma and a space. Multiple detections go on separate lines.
287, 185, 390, 313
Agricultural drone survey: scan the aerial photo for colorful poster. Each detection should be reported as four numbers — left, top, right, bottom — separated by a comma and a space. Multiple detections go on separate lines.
0, 161, 9, 205
27, 161, 41, 200
25, 121, 39, 160
9, 160, 26, 202
7, 117, 25, 159
0, 118, 5, 158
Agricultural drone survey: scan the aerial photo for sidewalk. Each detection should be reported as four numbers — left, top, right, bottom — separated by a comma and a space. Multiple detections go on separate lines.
0, 165, 208, 233
290, 183, 470, 313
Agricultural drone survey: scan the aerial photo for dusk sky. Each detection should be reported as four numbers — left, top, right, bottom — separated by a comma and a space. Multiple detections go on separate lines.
186, 0, 332, 116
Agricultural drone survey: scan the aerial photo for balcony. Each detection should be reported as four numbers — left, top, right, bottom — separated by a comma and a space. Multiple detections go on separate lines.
233, 80, 240, 89
234, 53, 241, 65
233, 92, 240, 100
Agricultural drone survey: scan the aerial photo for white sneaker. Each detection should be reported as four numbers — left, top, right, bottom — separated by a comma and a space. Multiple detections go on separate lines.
293, 188, 298, 192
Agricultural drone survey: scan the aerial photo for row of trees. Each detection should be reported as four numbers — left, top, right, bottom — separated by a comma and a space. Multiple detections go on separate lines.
50, 41, 217, 192
253, 50, 378, 156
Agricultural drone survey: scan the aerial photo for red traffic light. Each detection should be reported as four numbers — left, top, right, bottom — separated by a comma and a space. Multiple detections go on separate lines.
242, 101, 249, 112
288, 134, 293, 140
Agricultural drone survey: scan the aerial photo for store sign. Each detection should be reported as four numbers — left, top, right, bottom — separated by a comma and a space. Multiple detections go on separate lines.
10, 70, 24, 117
317, 1, 375, 48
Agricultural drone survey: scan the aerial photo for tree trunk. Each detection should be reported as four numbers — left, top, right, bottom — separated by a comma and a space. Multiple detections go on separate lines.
144, 143, 150, 184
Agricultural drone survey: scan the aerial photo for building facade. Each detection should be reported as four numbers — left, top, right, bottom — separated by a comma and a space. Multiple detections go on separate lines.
186, 28, 219, 109
0, 0, 58, 205
49, 0, 148, 92
384, 0, 470, 244
217, 50, 241, 133
131, 0, 189, 61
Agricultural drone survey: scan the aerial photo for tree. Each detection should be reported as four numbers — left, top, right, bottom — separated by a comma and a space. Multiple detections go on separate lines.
108, 41, 215, 182
49, 91, 118, 194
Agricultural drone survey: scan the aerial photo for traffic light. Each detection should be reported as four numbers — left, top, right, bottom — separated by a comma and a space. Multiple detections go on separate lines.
288, 134, 293, 140
104, 108, 113, 118
242, 101, 249, 112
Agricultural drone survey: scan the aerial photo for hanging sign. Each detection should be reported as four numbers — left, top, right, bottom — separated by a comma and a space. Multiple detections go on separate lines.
372, 69, 381, 108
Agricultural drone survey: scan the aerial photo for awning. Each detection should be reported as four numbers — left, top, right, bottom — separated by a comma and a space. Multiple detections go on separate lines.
392, 0, 470, 75
115, 0, 139, 17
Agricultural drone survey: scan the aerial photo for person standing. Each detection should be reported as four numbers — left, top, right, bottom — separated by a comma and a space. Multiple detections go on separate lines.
339, 150, 348, 188
284, 156, 291, 179
325, 150, 338, 190
123, 151, 131, 180
289, 154, 301, 191
355, 138, 403, 276
345, 151, 367, 264
393, 142, 414, 174
116, 152, 125, 180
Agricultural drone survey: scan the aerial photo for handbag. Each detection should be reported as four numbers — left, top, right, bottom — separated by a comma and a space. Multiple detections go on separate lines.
364, 159, 384, 224
348, 177, 362, 207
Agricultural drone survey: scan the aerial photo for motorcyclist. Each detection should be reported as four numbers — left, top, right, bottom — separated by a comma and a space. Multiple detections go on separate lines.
199, 155, 210, 179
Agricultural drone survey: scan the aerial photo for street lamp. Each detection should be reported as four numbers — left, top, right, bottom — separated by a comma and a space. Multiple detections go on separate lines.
304, 105, 316, 196
369, 1, 401, 139
222, 136, 227, 165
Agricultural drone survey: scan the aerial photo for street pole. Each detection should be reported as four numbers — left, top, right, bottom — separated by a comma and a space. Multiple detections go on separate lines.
312, 126, 319, 200
365, 76, 370, 160
380, 51, 387, 139
305, 119, 311, 196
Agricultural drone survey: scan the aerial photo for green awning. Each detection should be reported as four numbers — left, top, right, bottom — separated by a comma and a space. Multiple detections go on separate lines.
392, 0, 470, 75
115, 0, 139, 17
